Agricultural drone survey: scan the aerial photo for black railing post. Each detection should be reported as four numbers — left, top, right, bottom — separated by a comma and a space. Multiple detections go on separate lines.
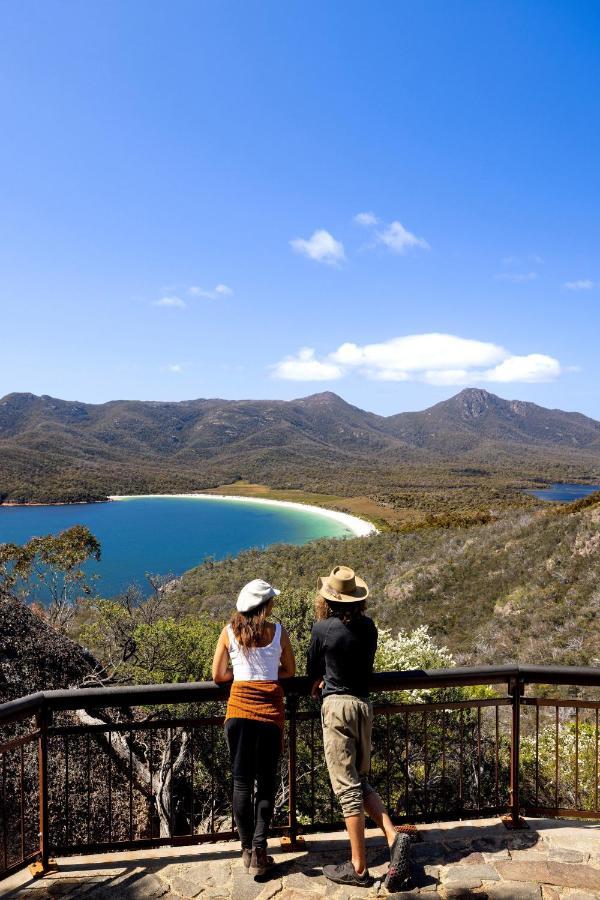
283, 692, 304, 849
36, 703, 50, 874
507, 676, 526, 829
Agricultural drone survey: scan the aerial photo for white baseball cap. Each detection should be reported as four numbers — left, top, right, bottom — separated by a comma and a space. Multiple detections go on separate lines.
236, 579, 281, 614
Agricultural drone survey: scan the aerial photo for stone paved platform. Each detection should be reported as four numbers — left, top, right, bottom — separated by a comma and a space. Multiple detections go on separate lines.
2, 818, 600, 900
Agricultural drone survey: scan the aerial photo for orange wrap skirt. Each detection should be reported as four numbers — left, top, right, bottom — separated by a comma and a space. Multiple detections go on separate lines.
225, 680, 285, 734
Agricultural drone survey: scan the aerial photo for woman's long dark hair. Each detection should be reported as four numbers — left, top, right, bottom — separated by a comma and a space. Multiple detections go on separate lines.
314, 594, 366, 625
230, 599, 271, 649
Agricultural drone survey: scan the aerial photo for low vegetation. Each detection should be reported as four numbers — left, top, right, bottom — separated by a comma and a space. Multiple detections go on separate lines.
165, 494, 600, 668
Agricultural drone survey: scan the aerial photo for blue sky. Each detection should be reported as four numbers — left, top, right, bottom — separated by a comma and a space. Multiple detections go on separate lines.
1, 1, 599, 417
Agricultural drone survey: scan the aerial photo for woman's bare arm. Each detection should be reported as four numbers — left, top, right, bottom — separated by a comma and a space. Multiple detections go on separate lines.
212, 627, 233, 683
278, 627, 296, 679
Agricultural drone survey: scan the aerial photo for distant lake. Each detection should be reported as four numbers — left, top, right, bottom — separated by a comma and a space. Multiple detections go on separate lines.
526, 482, 600, 502
0, 496, 354, 598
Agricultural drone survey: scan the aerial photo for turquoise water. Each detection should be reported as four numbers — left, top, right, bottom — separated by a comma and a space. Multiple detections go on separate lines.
0, 496, 352, 598
526, 482, 600, 502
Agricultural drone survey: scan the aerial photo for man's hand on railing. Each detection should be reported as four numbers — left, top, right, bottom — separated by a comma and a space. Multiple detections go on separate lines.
311, 678, 324, 699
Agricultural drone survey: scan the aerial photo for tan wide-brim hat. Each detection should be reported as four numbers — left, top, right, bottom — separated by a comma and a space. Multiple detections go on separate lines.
317, 565, 369, 603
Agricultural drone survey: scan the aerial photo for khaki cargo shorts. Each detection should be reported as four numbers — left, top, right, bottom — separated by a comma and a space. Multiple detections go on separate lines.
321, 693, 376, 818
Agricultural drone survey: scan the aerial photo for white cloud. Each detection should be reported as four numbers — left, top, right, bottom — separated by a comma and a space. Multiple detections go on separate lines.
153, 295, 187, 308
290, 230, 345, 266
482, 354, 561, 383
376, 220, 430, 254
271, 347, 343, 381
189, 283, 233, 299
354, 211, 379, 227
273, 332, 563, 385
161, 363, 184, 374
564, 279, 594, 291
495, 271, 538, 283
332, 334, 505, 378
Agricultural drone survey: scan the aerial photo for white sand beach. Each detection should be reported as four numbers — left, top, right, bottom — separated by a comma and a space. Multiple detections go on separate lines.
108, 493, 379, 537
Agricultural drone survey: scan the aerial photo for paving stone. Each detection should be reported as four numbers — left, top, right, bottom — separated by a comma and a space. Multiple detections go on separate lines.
230, 866, 275, 900
541, 887, 561, 900
471, 839, 506, 854
457, 852, 486, 866
441, 868, 485, 891
482, 850, 510, 863
444, 840, 474, 854
184, 866, 220, 888
73, 888, 122, 900
278, 890, 326, 899
70, 882, 123, 898
5, 819, 600, 900
9, 888, 66, 900
534, 821, 600, 855
443, 864, 500, 884
503, 834, 542, 851
561, 893, 600, 900
408, 863, 439, 891
411, 842, 446, 865
33, 883, 80, 896
383, 892, 421, 899
169, 874, 207, 897
443, 888, 485, 899
16, 884, 55, 894
284, 869, 328, 892
495, 861, 600, 891
435, 843, 486, 867
483, 882, 541, 899
114, 873, 170, 898
420, 865, 441, 893
421, 823, 505, 843
255, 880, 284, 900
509, 851, 550, 862
547, 848, 585, 864
325, 886, 373, 899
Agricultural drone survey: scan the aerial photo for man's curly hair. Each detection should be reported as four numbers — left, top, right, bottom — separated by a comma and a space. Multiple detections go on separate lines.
314, 593, 367, 625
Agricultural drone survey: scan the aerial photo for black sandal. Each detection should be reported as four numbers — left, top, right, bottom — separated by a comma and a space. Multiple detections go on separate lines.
385, 832, 411, 891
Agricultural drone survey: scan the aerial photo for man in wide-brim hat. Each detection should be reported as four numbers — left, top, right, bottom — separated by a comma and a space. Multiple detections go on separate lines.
307, 566, 410, 890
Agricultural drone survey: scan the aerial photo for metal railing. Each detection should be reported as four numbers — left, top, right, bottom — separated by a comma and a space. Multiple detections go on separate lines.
1, 664, 600, 882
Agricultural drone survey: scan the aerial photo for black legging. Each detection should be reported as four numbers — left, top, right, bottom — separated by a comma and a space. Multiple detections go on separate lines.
225, 717, 281, 850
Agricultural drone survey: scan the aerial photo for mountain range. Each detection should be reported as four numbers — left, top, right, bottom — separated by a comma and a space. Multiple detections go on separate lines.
1, 388, 599, 503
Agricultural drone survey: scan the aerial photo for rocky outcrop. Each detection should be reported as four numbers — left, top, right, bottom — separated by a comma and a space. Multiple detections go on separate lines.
0, 594, 98, 702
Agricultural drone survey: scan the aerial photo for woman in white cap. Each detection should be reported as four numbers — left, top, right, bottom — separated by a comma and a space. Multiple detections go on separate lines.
212, 579, 295, 877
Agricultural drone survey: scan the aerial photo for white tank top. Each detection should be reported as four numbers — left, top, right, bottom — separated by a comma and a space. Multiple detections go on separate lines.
227, 622, 282, 682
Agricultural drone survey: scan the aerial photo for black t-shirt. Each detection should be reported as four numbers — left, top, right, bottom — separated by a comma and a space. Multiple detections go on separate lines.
306, 614, 378, 699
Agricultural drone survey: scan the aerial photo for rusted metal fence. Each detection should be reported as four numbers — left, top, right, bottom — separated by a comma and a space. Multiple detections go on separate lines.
1, 665, 600, 882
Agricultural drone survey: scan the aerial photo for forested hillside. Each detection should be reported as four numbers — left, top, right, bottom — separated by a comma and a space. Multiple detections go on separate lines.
1, 388, 599, 504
